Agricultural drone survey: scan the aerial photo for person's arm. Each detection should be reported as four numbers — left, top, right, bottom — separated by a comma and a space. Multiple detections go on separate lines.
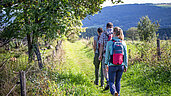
123, 42, 128, 72
98, 44, 103, 61
93, 40, 97, 53
105, 41, 110, 65
98, 33, 104, 61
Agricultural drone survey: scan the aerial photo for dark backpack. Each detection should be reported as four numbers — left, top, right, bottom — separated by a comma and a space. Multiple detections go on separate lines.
95, 35, 101, 52
98, 36, 100, 48
105, 33, 113, 41
110, 39, 124, 65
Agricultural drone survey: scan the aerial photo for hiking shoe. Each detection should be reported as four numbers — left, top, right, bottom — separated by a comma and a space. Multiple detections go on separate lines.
104, 84, 109, 90
114, 93, 118, 96
100, 84, 104, 87
94, 81, 98, 85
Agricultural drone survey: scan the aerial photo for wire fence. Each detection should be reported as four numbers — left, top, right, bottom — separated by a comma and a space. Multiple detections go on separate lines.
0, 42, 63, 96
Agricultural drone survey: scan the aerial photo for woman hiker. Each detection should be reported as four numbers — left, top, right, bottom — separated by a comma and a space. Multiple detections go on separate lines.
105, 27, 128, 96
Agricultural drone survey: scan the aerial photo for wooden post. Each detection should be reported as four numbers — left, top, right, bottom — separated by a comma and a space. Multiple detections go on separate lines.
157, 39, 161, 60
20, 71, 26, 96
128, 49, 131, 59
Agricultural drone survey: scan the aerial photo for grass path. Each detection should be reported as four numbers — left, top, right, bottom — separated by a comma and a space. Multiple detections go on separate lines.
63, 40, 94, 78
63, 40, 111, 95
62, 40, 168, 96
62, 40, 144, 96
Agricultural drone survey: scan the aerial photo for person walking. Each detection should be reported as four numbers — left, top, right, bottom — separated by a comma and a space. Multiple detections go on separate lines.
93, 27, 103, 85
99, 22, 113, 90
105, 27, 128, 96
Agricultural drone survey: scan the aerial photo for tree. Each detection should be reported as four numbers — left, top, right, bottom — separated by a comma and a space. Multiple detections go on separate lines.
137, 16, 160, 41
0, 0, 123, 69
126, 27, 139, 41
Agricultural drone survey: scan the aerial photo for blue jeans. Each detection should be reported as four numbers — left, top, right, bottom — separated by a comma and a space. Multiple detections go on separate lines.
108, 65, 124, 95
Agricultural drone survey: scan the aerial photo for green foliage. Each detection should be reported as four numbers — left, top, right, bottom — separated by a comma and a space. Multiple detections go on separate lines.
0, 0, 123, 68
0, 46, 30, 96
27, 39, 108, 96
126, 27, 139, 41
80, 27, 98, 38
122, 62, 170, 96
134, 40, 170, 68
121, 40, 171, 96
1, 39, 170, 96
0, 0, 122, 40
156, 4, 171, 8
137, 16, 160, 41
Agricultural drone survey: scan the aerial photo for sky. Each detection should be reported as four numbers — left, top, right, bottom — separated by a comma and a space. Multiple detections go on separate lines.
101, 0, 171, 7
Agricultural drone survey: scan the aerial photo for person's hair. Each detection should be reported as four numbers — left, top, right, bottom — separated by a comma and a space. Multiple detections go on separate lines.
97, 27, 103, 34
113, 27, 124, 40
106, 22, 113, 28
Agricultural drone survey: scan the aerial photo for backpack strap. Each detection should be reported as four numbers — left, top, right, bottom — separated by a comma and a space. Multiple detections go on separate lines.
98, 35, 100, 40
111, 39, 115, 54
96, 35, 100, 49
105, 32, 113, 37
111, 39, 122, 54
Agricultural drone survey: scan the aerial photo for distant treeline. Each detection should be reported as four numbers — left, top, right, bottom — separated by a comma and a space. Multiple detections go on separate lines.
80, 27, 171, 40
157, 28, 171, 40
82, 4, 171, 30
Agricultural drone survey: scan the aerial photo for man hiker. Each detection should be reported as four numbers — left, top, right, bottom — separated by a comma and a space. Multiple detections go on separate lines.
93, 28, 103, 85
98, 22, 113, 90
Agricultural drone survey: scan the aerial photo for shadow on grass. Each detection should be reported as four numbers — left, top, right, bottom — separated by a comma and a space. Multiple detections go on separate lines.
51, 70, 91, 86
48, 70, 103, 95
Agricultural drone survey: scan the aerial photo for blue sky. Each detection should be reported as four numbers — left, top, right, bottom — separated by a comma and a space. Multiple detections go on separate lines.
102, 0, 171, 7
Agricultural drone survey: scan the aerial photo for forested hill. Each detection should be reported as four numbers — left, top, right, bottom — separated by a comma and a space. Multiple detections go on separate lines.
82, 3, 171, 30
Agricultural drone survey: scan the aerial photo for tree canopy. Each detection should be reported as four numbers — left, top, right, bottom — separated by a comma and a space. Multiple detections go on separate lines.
126, 27, 139, 41
137, 16, 160, 41
0, 0, 123, 40
0, 0, 123, 69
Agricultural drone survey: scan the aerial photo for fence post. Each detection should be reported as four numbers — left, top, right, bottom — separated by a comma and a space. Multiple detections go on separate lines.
20, 71, 26, 96
157, 39, 161, 60
128, 49, 131, 59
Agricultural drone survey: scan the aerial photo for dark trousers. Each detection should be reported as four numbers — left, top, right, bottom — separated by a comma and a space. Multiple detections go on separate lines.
93, 53, 100, 85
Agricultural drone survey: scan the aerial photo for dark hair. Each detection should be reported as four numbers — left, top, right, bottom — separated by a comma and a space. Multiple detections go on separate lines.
107, 22, 113, 28
97, 27, 103, 33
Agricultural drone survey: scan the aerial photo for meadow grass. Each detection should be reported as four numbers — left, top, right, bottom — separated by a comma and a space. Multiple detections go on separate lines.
58, 39, 170, 96
58, 40, 111, 96
156, 5, 171, 8
0, 39, 170, 96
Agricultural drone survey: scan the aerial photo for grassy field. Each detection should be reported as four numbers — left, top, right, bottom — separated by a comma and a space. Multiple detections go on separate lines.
62, 40, 111, 96
156, 4, 171, 8
0, 39, 170, 96
59, 39, 170, 96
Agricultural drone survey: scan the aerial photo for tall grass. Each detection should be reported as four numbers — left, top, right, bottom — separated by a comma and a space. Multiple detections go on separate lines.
121, 40, 171, 96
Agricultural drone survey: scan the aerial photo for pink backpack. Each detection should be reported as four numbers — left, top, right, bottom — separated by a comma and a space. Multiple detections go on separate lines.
110, 39, 124, 65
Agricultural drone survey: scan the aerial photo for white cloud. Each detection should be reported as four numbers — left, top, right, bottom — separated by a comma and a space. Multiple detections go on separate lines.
101, 0, 171, 7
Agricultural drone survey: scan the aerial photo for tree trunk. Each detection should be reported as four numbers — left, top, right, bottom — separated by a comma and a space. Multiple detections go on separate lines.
33, 43, 43, 69
31, 8, 43, 69
24, 5, 35, 62
27, 33, 34, 62
33, 30, 43, 69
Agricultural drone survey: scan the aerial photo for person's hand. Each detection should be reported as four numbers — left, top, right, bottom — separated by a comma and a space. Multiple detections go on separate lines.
124, 68, 127, 72
98, 55, 102, 61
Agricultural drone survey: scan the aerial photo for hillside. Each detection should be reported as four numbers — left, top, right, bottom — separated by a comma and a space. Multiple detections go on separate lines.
82, 3, 171, 30
80, 27, 171, 40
